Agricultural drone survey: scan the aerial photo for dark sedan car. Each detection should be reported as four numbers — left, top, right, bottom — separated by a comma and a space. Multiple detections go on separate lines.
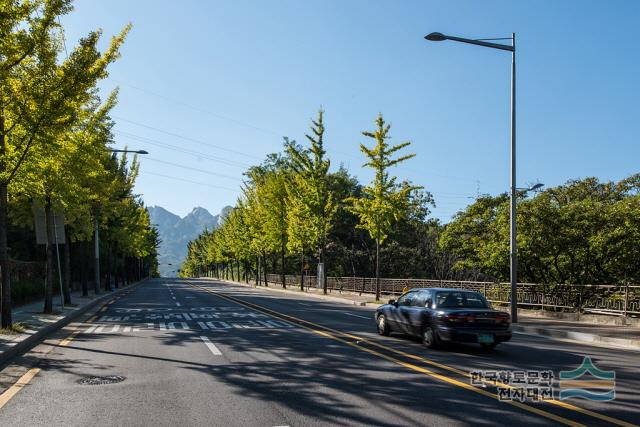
375, 288, 512, 349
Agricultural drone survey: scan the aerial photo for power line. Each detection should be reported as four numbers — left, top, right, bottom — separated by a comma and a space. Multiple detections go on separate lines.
141, 157, 243, 182
113, 84, 483, 185
115, 130, 251, 169
113, 116, 263, 160
116, 81, 282, 137
142, 171, 239, 191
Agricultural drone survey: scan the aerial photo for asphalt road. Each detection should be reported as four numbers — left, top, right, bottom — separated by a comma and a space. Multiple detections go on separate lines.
0, 278, 637, 426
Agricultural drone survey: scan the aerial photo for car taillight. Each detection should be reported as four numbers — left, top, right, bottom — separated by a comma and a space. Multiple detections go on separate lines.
443, 314, 470, 323
496, 314, 510, 324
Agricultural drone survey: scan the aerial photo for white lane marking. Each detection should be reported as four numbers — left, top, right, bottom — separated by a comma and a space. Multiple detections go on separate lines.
123, 326, 132, 333
171, 296, 176, 300
200, 335, 222, 355
342, 312, 370, 319
84, 325, 98, 334
94, 325, 120, 334
197, 321, 209, 330
183, 313, 192, 321
168, 322, 189, 329
175, 302, 182, 307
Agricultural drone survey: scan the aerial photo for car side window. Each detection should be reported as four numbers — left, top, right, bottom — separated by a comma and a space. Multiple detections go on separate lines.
421, 291, 433, 308
411, 291, 428, 307
397, 292, 414, 306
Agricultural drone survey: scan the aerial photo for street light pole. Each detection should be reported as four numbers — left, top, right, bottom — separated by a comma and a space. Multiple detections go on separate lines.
424, 31, 520, 322
509, 33, 518, 323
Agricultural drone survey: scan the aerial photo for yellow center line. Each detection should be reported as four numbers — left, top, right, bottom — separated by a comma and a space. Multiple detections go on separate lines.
189, 282, 589, 427
0, 367, 41, 410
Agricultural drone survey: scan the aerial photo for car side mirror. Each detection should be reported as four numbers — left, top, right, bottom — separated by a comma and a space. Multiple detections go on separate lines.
388, 299, 396, 306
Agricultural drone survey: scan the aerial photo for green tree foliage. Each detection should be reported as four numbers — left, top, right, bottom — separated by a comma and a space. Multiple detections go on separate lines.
346, 114, 421, 300
440, 175, 640, 286
286, 110, 337, 294
0, 1, 155, 326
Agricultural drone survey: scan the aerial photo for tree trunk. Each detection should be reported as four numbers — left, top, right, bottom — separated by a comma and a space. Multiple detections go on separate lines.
321, 244, 327, 295
281, 243, 286, 289
105, 240, 112, 292
63, 228, 71, 305
299, 252, 305, 291
122, 255, 127, 286
256, 257, 261, 286
44, 199, 55, 313
93, 218, 100, 295
80, 240, 88, 297
375, 237, 381, 302
0, 182, 11, 327
0, 106, 12, 327
262, 254, 268, 287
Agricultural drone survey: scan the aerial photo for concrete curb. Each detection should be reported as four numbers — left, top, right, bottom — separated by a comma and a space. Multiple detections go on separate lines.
0, 280, 147, 368
512, 324, 640, 351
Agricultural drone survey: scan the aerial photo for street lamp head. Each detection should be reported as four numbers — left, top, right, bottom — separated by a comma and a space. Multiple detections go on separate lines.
136, 150, 149, 155
425, 32, 447, 42
529, 183, 544, 192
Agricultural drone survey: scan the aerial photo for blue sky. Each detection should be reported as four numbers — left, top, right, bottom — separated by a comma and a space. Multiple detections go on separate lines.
62, 0, 640, 221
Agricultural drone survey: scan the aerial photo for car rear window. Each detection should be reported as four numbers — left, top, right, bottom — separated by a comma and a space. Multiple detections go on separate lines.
435, 291, 489, 308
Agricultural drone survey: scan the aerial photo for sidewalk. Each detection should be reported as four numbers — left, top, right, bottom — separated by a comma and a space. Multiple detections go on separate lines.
513, 317, 640, 350
210, 277, 640, 351
0, 283, 141, 367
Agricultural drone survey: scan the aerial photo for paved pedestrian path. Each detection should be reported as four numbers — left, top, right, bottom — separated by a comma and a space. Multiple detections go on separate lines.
0, 284, 138, 365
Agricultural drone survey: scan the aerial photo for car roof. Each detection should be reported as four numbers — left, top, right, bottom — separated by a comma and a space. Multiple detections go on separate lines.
406, 287, 481, 293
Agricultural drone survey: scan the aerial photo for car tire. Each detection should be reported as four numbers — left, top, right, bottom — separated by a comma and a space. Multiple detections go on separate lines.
377, 314, 391, 336
422, 326, 440, 349
481, 343, 497, 350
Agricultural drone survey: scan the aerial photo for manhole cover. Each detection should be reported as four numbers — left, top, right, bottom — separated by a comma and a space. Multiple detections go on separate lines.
77, 375, 126, 385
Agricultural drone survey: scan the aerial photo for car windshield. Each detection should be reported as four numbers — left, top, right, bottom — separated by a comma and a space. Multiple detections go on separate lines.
435, 291, 489, 308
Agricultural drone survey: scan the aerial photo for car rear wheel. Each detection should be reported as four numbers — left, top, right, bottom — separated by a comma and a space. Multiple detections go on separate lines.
377, 314, 390, 336
422, 326, 440, 349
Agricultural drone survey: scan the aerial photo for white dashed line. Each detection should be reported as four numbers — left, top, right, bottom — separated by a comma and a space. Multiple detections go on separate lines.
342, 312, 370, 319
200, 336, 222, 355
175, 302, 182, 307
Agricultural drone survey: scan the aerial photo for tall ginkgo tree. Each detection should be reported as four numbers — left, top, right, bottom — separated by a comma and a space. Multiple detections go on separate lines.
0, 0, 72, 327
0, 1, 130, 325
347, 114, 421, 301
286, 110, 337, 294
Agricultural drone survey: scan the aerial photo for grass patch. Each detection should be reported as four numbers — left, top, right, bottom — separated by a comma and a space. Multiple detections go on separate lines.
0, 322, 28, 335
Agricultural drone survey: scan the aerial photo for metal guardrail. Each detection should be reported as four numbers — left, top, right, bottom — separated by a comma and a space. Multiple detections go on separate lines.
263, 274, 640, 317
